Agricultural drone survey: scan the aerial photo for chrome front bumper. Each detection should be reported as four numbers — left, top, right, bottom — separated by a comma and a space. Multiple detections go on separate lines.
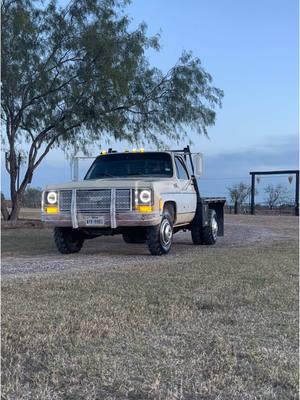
41, 211, 161, 228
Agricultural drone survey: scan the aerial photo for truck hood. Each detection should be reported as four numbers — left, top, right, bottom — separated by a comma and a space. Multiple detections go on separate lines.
45, 177, 175, 191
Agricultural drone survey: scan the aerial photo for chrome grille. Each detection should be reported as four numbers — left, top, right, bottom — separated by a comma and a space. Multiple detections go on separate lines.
59, 190, 72, 211
77, 189, 111, 212
116, 189, 131, 211
58, 188, 132, 213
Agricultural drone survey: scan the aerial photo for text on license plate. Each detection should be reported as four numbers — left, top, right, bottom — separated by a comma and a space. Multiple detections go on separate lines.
85, 216, 105, 226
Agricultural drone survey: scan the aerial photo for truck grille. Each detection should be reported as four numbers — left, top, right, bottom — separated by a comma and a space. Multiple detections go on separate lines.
59, 190, 72, 211
77, 189, 111, 212
59, 189, 131, 213
116, 189, 132, 210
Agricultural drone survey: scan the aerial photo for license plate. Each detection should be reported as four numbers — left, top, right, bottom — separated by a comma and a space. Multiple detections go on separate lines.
85, 216, 105, 226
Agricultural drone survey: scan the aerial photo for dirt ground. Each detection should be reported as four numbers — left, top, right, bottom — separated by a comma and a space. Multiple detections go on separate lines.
1, 214, 299, 276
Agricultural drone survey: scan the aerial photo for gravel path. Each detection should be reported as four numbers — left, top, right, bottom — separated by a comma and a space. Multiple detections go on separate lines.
2, 215, 298, 277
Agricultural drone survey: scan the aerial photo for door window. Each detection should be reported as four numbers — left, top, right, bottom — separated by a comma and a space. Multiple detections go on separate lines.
175, 157, 189, 180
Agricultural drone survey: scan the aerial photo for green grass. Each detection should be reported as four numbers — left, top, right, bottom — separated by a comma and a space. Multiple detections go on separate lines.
2, 228, 54, 256
2, 236, 298, 399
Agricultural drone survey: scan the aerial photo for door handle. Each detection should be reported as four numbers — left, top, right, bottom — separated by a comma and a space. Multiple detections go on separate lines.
174, 183, 179, 188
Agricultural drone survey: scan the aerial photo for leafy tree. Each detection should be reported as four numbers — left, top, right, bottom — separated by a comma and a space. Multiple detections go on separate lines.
264, 184, 290, 209
227, 182, 252, 206
22, 187, 43, 208
1, 0, 223, 220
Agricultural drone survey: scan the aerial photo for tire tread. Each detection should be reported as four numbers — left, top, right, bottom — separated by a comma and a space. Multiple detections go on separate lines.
202, 209, 217, 245
54, 227, 84, 254
146, 207, 174, 255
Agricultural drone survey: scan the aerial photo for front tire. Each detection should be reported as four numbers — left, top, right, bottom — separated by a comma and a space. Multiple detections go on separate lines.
146, 208, 174, 255
54, 227, 84, 254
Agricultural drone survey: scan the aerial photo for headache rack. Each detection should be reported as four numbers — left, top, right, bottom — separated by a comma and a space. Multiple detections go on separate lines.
170, 145, 202, 199
171, 145, 226, 236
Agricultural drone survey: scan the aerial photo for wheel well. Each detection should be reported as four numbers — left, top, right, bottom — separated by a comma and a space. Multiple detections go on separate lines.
163, 201, 177, 223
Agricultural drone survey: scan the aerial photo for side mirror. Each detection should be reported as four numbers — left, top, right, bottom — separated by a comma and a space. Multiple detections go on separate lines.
193, 153, 203, 176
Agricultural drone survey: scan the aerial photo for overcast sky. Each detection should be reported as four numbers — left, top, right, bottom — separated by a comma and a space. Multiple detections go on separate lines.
1, 0, 299, 201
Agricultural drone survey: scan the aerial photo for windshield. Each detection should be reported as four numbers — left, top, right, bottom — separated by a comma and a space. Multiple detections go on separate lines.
85, 152, 173, 179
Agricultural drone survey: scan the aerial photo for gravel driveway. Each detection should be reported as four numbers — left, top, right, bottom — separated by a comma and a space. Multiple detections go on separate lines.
2, 215, 298, 276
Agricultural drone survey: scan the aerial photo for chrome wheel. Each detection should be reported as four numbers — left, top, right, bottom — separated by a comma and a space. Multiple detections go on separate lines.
212, 215, 218, 240
147, 208, 174, 255
160, 218, 173, 249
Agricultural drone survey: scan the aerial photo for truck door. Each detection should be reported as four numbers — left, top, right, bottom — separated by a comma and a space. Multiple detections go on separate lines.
174, 156, 197, 224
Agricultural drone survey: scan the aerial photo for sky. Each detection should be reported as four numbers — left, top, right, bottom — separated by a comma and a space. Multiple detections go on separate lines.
1, 0, 299, 202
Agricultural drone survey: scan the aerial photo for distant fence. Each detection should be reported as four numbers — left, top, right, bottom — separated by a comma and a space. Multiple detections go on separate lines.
225, 204, 297, 216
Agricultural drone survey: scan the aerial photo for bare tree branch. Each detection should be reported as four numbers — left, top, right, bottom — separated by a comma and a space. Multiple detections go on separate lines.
15, 74, 79, 119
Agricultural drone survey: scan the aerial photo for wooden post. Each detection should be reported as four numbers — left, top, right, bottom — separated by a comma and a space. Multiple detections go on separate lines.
234, 200, 238, 214
250, 173, 255, 215
250, 169, 299, 216
295, 171, 299, 216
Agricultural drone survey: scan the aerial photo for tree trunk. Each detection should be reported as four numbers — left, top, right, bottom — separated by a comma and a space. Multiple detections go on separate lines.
9, 164, 35, 221
1, 194, 9, 221
9, 173, 20, 221
9, 192, 23, 221
7, 121, 20, 220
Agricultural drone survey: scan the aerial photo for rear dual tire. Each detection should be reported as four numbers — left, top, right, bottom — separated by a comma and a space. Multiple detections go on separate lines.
191, 209, 218, 245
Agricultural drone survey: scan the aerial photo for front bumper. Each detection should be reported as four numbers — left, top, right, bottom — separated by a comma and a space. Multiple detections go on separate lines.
41, 211, 161, 228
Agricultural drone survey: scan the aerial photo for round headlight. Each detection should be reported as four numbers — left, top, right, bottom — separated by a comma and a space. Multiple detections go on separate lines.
139, 190, 151, 204
47, 191, 58, 204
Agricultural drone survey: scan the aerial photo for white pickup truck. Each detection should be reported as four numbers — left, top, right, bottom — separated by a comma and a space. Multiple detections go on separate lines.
41, 147, 225, 255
